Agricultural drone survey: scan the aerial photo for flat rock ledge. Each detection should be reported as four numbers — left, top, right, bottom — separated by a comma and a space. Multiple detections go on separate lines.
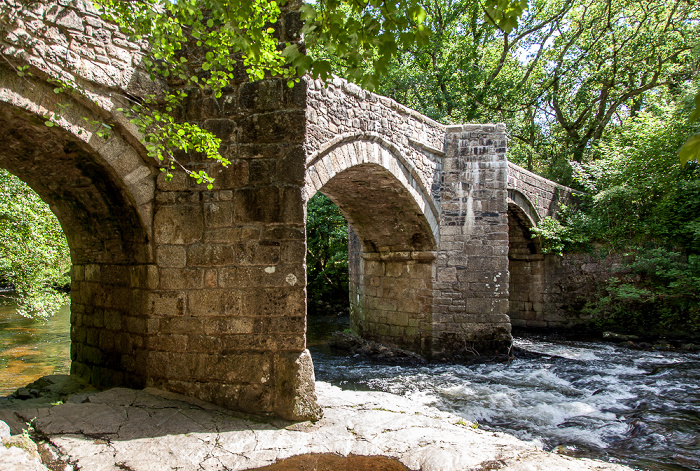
0, 375, 632, 471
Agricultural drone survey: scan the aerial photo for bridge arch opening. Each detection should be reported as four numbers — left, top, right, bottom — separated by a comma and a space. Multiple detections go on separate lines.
0, 86, 154, 389
305, 146, 438, 354
507, 202, 545, 328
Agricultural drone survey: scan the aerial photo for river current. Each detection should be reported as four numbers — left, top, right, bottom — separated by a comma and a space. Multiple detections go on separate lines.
309, 318, 700, 471
1, 308, 698, 470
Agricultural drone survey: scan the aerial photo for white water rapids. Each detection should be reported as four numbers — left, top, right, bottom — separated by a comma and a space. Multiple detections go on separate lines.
310, 330, 700, 471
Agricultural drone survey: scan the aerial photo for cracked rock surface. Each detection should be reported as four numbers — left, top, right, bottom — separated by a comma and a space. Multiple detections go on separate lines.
0, 375, 632, 471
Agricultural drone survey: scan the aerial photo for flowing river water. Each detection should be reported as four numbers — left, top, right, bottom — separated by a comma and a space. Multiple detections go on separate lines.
1, 308, 699, 471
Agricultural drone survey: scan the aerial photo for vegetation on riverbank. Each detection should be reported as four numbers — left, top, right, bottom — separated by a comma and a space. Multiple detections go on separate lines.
306, 193, 349, 316
0, 170, 70, 318
532, 98, 700, 337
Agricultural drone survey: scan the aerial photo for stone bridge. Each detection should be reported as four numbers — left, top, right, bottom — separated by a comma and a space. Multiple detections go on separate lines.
0, 0, 576, 419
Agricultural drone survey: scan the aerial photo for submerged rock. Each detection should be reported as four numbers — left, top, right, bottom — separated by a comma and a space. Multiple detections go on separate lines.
329, 331, 427, 364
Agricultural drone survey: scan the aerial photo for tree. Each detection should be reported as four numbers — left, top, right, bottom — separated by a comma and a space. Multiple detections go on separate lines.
368, 0, 700, 180
305, 193, 349, 314
0, 170, 70, 318
536, 0, 699, 167
534, 91, 700, 335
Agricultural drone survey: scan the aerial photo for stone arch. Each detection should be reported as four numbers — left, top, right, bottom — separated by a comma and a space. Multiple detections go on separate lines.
305, 134, 439, 244
507, 196, 545, 328
304, 139, 437, 354
507, 188, 539, 227
0, 66, 156, 388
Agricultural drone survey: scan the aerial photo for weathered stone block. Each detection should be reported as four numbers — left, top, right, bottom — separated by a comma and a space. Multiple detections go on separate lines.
154, 205, 203, 245
159, 268, 204, 290
187, 243, 236, 266
157, 245, 186, 268
146, 292, 185, 317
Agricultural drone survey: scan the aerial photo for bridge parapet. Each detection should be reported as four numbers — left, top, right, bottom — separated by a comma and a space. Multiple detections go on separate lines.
304, 76, 444, 243
507, 162, 579, 224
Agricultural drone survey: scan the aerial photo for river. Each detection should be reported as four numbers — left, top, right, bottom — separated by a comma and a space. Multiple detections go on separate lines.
0, 303, 70, 395
1, 308, 698, 470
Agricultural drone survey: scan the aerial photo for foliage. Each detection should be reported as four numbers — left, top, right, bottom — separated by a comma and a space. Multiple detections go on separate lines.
591, 249, 700, 337
536, 93, 700, 335
559, 94, 700, 251
529, 208, 592, 256
366, 0, 699, 181
0, 170, 70, 318
679, 91, 700, 167
306, 193, 349, 315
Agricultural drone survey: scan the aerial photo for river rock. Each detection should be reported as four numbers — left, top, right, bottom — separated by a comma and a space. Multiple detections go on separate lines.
0, 443, 49, 471
0, 376, 633, 471
602, 332, 640, 342
329, 331, 427, 364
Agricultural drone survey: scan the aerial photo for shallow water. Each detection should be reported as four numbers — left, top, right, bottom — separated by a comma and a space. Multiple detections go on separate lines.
0, 303, 70, 395
2, 310, 698, 470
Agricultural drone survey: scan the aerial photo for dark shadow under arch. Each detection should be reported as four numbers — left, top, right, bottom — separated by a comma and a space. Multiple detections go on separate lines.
307, 162, 436, 354
507, 203, 545, 328
0, 99, 154, 388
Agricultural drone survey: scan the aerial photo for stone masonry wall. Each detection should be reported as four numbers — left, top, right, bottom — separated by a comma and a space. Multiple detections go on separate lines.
507, 207, 544, 327
1, 0, 320, 420
305, 77, 444, 355
304, 76, 445, 185
148, 73, 318, 419
431, 124, 511, 358
141, 5, 319, 419
507, 162, 579, 223
348, 229, 435, 353
514, 253, 626, 329
304, 76, 444, 239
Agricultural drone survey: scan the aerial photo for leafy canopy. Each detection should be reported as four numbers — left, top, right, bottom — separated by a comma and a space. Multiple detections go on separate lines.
89, 0, 528, 184
368, 0, 699, 180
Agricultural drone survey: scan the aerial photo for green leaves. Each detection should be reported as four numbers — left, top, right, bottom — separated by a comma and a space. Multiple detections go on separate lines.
680, 91, 700, 167
88, 0, 526, 186
691, 92, 700, 123
680, 134, 700, 168
300, 0, 432, 90
118, 90, 228, 186
482, 0, 528, 32
0, 170, 70, 318
306, 193, 349, 314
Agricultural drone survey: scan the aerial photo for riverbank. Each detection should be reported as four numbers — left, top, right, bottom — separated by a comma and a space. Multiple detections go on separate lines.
0, 375, 631, 471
